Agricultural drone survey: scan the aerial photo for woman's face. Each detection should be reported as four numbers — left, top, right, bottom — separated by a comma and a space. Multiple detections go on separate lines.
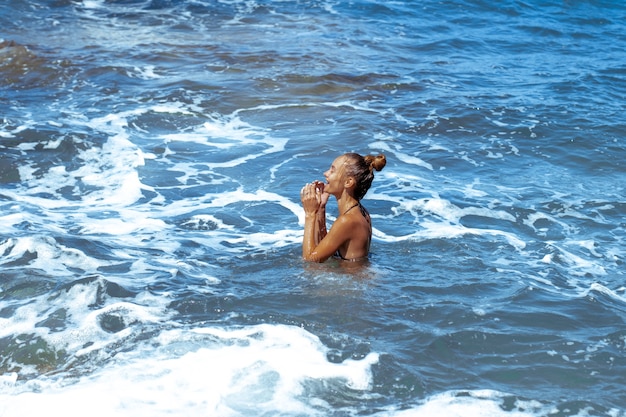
323, 156, 346, 195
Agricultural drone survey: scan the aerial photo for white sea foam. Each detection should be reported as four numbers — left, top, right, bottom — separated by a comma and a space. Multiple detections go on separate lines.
0, 236, 112, 275
372, 194, 525, 249
2, 1, 625, 415
375, 390, 551, 417
0, 278, 169, 360
545, 242, 607, 277
161, 113, 288, 168
523, 211, 574, 236
182, 214, 235, 230
81, 0, 104, 8
0, 324, 379, 417
130, 65, 161, 79
222, 229, 302, 250
371, 139, 433, 171
13, 133, 146, 209
2, 100, 303, 275
78, 216, 168, 236
585, 283, 626, 305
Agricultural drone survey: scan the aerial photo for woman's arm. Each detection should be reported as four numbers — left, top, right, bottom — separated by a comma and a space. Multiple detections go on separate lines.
301, 182, 327, 260
303, 215, 352, 262
314, 204, 327, 243
302, 211, 320, 260
315, 188, 327, 241
306, 180, 366, 260
302, 182, 358, 262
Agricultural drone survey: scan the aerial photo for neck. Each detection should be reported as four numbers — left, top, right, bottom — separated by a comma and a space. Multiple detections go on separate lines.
337, 193, 359, 215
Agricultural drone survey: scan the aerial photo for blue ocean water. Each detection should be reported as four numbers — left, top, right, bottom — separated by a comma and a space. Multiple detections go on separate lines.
1, 0, 625, 415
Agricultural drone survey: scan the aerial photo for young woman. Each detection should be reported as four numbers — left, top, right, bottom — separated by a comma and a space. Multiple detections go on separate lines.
300, 152, 386, 263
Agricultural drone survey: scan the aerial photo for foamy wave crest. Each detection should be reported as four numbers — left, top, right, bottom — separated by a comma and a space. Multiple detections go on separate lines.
162, 112, 288, 169
377, 390, 551, 417
0, 324, 379, 416
12, 131, 146, 209
0, 276, 169, 379
372, 188, 525, 250
0, 236, 113, 275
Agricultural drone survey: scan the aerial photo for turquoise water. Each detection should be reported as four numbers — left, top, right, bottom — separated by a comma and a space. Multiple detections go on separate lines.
1, 0, 625, 415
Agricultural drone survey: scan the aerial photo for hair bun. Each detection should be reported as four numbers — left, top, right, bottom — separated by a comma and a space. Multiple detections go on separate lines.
365, 154, 386, 172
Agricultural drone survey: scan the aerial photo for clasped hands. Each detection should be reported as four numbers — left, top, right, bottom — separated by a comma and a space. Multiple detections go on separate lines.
300, 180, 329, 214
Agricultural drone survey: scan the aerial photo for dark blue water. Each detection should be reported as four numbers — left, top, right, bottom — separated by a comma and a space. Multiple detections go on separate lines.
1, 0, 625, 415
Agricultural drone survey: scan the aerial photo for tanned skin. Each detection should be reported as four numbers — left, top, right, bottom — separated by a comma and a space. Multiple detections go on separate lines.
301, 155, 371, 262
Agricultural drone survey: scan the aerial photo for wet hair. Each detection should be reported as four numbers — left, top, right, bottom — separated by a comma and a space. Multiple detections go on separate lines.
343, 153, 386, 200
